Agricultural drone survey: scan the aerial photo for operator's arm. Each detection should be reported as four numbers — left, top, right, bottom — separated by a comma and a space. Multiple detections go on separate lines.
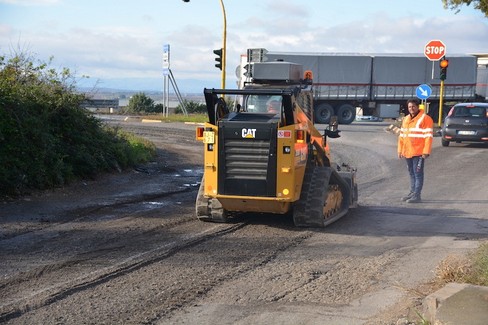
397, 121, 405, 159
422, 115, 434, 158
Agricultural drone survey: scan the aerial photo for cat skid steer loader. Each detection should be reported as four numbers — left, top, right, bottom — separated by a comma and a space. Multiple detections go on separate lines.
195, 61, 357, 227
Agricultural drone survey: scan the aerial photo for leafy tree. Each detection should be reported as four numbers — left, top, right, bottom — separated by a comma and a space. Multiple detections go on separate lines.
127, 92, 155, 113
442, 0, 488, 17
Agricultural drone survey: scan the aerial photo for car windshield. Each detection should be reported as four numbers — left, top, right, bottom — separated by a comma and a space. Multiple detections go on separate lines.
452, 106, 487, 117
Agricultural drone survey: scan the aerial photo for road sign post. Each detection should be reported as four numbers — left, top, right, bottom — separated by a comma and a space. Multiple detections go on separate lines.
416, 84, 432, 100
416, 84, 432, 113
163, 44, 171, 117
424, 40, 446, 61
424, 40, 447, 126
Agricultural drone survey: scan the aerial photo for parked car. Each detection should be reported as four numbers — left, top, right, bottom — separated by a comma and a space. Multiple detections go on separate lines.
441, 102, 488, 147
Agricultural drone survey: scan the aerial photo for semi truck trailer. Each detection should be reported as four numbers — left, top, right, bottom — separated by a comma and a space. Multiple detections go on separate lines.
239, 49, 486, 124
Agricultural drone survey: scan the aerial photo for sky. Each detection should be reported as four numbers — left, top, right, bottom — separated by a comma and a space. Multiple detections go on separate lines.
1, 0, 488, 93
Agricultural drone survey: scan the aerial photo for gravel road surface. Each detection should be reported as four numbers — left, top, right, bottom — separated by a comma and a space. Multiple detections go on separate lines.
1, 119, 487, 324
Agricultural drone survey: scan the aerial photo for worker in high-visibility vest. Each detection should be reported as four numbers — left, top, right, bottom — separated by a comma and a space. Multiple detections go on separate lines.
397, 98, 434, 203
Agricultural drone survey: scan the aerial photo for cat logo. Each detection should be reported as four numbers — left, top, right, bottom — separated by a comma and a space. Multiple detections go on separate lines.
242, 128, 256, 138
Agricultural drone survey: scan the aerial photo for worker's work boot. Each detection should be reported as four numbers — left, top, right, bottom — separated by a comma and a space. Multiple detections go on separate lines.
401, 192, 415, 201
406, 194, 421, 203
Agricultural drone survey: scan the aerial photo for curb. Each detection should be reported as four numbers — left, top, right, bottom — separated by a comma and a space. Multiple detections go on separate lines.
423, 283, 488, 325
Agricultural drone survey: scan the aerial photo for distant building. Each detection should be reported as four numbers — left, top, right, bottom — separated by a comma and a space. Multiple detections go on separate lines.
81, 98, 119, 113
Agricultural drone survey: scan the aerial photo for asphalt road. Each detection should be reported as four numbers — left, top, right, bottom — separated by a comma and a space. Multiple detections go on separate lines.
1, 119, 487, 324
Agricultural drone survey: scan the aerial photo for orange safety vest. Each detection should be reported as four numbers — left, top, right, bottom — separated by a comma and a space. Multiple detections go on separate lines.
398, 111, 434, 158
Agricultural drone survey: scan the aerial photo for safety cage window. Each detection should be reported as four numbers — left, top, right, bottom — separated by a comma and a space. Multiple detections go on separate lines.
243, 95, 283, 114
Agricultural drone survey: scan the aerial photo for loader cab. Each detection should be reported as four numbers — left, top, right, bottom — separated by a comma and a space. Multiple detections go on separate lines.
243, 95, 282, 115
240, 92, 297, 127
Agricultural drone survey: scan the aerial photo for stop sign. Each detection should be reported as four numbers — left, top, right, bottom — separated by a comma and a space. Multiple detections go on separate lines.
424, 40, 446, 61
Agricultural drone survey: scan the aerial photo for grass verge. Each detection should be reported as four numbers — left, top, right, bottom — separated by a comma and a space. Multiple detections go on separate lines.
143, 113, 208, 123
435, 240, 488, 286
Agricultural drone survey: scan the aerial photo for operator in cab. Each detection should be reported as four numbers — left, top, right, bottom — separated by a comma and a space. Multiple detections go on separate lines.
266, 96, 282, 114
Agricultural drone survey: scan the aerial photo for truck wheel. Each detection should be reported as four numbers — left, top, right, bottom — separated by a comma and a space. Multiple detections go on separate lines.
441, 139, 450, 147
314, 103, 334, 124
337, 104, 356, 124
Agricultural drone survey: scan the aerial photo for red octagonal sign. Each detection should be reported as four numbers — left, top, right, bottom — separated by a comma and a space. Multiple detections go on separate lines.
424, 40, 446, 61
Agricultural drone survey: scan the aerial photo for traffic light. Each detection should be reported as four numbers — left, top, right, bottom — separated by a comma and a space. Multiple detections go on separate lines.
213, 48, 223, 70
439, 57, 449, 81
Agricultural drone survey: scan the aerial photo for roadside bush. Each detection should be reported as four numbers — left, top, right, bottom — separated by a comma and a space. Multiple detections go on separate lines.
126, 92, 155, 113
175, 100, 207, 114
0, 53, 155, 197
175, 96, 236, 115
152, 103, 165, 114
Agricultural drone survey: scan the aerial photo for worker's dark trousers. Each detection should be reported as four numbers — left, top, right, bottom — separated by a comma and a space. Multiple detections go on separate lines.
406, 156, 424, 196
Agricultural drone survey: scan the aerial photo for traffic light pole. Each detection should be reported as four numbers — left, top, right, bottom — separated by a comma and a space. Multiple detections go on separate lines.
438, 57, 448, 127
183, 0, 227, 89
438, 79, 444, 127
218, 0, 227, 89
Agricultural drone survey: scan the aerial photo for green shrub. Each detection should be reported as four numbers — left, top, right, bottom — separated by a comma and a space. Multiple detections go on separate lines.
174, 96, 236, 115
0, 53, 155, 197
175, 100, 207, 114
126, 92, 155, 113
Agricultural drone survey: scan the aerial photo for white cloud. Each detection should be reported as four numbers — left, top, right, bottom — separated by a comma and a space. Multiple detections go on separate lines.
1, 0, 487, 92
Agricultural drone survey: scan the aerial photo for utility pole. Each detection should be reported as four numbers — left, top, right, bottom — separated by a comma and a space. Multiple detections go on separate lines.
182, 0, 227, 88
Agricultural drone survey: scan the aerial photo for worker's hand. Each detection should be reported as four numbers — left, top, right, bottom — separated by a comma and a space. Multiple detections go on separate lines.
398, 153, 403, 159
422, 154, 430, 159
